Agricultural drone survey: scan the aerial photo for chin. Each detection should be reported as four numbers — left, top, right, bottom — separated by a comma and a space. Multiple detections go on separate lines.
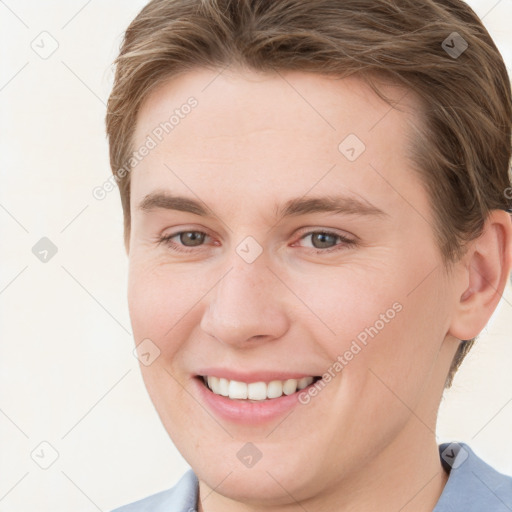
199, 465, 315, 508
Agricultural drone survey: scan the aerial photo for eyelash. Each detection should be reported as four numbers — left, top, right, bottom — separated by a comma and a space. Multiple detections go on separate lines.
156, 229, 356, 254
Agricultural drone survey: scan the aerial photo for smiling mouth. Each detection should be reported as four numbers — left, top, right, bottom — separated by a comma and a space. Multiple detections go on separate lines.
197, 375, 322, 401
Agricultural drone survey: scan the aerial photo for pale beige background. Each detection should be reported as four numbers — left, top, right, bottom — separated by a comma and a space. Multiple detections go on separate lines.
0, 1, 511, 511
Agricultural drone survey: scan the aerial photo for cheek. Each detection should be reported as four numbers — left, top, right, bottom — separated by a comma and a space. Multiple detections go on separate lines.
127, 255, 212, 354
126, 258, 207, 435
127, 269, 168, 341
285, 262, 401, 351
288, 258, 448, 387
360, 281, 448, 406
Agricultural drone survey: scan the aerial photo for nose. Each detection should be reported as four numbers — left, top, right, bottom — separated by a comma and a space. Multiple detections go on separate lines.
199, 256, 290, 348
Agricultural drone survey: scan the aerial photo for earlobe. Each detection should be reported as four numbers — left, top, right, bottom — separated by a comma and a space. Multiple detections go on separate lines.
449, 209, 512, 341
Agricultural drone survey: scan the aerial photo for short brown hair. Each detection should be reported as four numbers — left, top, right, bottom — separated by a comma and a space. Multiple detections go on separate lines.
106, 0, 512, 387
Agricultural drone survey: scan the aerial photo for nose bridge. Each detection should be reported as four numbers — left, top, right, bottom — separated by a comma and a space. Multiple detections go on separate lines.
200, 254, 289, 347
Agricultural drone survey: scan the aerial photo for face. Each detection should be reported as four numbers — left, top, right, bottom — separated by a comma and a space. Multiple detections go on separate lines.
127, 68, 458, 507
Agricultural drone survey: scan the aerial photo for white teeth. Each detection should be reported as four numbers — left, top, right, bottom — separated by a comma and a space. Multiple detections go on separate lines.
228, 380, 248, 399
282, 379, 298, 395
203, 376, 315, 400
248, 382, 267, 400
218, 377, 229, 396
209, 376, 219, 392
297, 377, 311, 390
267, 380, 283, 399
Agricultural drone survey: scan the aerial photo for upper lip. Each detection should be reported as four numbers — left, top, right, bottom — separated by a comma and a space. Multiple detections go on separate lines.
195, 368, 320, 383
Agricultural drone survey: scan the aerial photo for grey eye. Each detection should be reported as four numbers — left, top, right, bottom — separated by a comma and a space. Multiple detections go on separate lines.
309, 232, 338, 249
179, 231, 206, 246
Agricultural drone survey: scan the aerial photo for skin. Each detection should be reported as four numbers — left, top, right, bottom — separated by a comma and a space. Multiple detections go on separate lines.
126, 67, 512, 512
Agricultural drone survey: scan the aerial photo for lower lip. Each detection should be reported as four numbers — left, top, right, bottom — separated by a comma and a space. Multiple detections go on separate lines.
193, 377, 318, 425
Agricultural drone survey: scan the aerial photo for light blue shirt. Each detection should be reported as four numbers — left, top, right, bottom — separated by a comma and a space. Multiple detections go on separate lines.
111, 442, 512, 511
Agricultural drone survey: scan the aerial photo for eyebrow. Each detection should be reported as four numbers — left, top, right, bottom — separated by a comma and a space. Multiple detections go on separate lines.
138, 191, 387, 219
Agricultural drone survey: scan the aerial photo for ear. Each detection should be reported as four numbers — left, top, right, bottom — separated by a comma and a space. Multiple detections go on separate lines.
449, 209, 512, 341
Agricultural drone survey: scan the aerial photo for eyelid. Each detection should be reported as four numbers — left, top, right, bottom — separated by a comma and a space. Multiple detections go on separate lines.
157, 226, 357, 253
157, 229, 213, 245
158, 225, 213, 241
293, 226, 357, 243
291, 230, 355, 251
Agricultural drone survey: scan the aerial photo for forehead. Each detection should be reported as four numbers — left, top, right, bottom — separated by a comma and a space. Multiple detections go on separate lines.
130, 68, 428, 222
